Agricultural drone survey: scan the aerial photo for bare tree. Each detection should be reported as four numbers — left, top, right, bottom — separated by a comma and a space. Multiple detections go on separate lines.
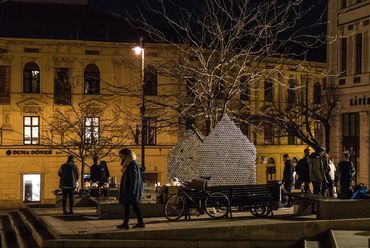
121, 0, 326, 135
43, 100, 133, 187
250, 77, 340, 152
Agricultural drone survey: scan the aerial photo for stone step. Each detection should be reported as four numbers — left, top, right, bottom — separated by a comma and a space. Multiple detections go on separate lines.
33, 238, 297, 248
17, 208, 55, 248
8, 211, 38, 248
0, 215, 19, 248
304, 240, 320, 248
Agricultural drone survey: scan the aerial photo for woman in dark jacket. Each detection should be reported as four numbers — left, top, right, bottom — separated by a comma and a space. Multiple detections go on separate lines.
117, 148, 144, 229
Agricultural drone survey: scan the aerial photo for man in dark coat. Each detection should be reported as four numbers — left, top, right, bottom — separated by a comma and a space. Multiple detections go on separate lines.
58, 155, 79, 215
282, 154, 294, 206
336, 152, 356, 198
309, 146, 327, 195
117, 148, 144, 229
295, 148, 311, 193
99, 160, 110, 186
90, 156, 100, 184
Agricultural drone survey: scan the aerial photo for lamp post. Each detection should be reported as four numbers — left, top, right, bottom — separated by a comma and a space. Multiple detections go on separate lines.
132, 37, 145, 169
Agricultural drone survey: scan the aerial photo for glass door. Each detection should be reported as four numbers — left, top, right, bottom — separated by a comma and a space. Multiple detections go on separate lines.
23, 174, 41, 202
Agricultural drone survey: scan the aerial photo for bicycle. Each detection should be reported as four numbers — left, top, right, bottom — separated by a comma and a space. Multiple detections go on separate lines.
164, 176, 230, 221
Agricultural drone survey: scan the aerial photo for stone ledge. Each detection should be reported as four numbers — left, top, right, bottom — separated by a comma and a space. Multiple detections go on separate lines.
317, 199, 370, 220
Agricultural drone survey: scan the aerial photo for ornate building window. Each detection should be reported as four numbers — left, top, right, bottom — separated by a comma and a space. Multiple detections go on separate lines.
24, 116, 39, 145
215, 80, 225, 99
84, 64, 100, 94
340, 38, 347, 75
287, 79, 296, 104
264, 80, 273, 102
240, 76, 249, 100
143, 117, 157, 145
84, 117, 100, 144
144, 65, 157, 96
355, 33, 362, 75
264, 123, 274, 145
0, 66, 10, 104
54, 68, 71, 105
23, 62, 40, 93
186, 77, 196, 96
313, 82, 321, 104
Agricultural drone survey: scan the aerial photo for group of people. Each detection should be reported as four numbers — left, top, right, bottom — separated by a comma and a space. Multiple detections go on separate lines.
282, 146, 357, 202
58, 148, 145, 229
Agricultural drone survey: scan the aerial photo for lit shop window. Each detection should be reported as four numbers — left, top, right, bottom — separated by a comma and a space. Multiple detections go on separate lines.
23, 174, 41, 202
84, 117, 99, 144
24, 116, 39, 145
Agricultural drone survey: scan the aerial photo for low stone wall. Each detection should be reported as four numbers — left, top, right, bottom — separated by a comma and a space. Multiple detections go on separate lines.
317, 199, 370, 220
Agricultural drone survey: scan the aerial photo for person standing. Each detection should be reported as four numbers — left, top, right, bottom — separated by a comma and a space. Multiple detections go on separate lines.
99, 160, 110, 187
282, 154, 294, 206
58, 155, 79, 215
90, 156, 101, 185
309, 146, 327, 195
336, 152, 356, 198
295, 148, 311, 193
327, 156, 336, 197
117, 148, 144, 229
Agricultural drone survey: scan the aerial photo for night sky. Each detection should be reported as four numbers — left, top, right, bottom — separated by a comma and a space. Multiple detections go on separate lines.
90, 0, 327, 62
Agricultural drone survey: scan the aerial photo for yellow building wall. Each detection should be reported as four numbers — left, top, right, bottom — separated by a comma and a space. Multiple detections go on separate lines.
0, 37, 326, 208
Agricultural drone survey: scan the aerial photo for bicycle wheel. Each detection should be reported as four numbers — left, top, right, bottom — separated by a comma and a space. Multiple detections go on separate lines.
164, 194, 186, 221
250, 199, 271, 217
204, 192, 230, 219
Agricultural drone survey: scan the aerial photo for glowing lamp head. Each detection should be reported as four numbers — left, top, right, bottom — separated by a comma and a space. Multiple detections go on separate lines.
132, 46, 143, 55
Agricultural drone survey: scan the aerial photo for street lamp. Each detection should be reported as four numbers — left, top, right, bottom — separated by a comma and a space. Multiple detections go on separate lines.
132, 37, 146, 170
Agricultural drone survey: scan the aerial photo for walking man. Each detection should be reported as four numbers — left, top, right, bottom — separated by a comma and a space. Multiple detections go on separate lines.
309, 146, 327, 195
58, 155, 79, 215
117, 148, 145, 229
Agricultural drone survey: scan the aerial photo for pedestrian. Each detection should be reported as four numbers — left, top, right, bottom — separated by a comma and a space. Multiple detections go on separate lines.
99, 160, 110, 197
327, 156, 336, 197
336, 151, 356, 198
309, 146, 327, 195
321, 151, 332, 196
282, 154, 294, 206
58, 155, 79, 215
90, 156, 101, 185
99, 160, 110, 187
117, 148, 145, 229
295, 147, 311, 193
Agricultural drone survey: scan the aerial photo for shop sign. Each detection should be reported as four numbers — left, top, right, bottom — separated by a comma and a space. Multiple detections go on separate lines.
6, 149, 53, 156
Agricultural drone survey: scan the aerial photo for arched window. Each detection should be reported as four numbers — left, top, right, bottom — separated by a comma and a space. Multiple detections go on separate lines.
264, 80, 273, 102
144, 65, 157, 96
313, 82, 321, 104
23, 62, 40, 93
240, 76, 249, 100
267, 157, 275, 165
186, 76, 196, 96
215, 80, 225, 99
84, 64, 100, 94
287, 79, 296, 104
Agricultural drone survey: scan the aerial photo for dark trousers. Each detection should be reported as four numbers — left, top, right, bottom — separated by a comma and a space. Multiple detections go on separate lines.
312, 181, 322, 195
124, 202, 144, 224
340, 180, 351, 198
303, 181, 311, 193
284, 181, 293, 206
62, 188, 74, 212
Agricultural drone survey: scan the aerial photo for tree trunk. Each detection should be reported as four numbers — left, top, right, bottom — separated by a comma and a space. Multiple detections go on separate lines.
80, 158, 85, 189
